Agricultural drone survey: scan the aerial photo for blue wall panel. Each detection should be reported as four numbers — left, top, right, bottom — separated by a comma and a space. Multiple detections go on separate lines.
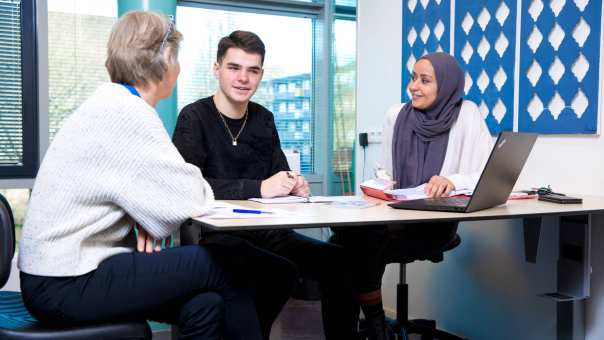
518, 0, 601, 134
401, 0, 451, 102
454, 1, 516, 134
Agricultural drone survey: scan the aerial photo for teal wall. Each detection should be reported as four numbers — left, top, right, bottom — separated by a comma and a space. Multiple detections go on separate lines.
117, 0, 178, 136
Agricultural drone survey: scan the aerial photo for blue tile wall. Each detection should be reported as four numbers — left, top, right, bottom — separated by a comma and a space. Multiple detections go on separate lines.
401, 0, 601, 134
454, 1, 516, 134
518, 0, 601, 133
401, 0, 451, 101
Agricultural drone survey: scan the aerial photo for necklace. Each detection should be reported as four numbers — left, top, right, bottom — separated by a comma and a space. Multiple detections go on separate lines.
217, 107, 248, 146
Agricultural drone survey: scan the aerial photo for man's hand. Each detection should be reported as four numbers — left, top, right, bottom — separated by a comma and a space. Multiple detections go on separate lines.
424, 176, 455, 198
291, 174, 310, 198
136, 225, 164, 253
260, 171, 297, 198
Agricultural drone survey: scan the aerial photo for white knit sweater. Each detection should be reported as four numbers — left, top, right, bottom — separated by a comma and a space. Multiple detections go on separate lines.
18, 83, 214, 277
380, 100, 494, 190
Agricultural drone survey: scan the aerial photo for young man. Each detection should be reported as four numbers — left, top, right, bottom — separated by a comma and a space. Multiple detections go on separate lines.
173, 31, 358, 340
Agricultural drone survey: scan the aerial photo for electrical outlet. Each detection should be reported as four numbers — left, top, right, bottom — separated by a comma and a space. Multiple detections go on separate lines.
367, 130, 382, 144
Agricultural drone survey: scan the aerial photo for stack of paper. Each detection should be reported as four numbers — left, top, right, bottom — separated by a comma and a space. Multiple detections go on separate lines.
248, 196, 308, 204
249, 195, 365, 204
384, 184, 472, 201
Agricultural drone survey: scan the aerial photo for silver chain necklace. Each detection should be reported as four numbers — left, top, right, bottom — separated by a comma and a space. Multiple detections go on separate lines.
217, 107, 248, 146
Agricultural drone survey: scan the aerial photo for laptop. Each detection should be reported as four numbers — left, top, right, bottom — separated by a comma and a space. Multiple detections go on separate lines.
389, 131, 537, 213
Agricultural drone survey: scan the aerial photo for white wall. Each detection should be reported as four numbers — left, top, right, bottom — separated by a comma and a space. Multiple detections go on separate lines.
356, 0, 604, 339
356, 0, 403, 317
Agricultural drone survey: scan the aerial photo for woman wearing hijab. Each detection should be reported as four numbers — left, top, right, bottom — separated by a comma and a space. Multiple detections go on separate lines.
18, 11, 262, 339
332, 52, 492, 340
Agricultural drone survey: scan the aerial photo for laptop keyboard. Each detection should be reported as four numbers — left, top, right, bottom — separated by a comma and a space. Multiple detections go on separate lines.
423, 197, 469, 207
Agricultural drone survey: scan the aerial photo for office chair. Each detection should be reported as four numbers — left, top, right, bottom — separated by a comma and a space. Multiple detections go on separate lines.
0, 193, 152, 339
381, 233, 466, 340
330, 230, 466, 340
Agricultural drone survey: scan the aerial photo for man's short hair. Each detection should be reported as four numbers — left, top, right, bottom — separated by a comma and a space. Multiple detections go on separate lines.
105, 11, 183, 87
217, 30, 266, 65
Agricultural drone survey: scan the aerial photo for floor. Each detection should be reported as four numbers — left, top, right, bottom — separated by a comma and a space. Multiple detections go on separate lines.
152, 300, 427, 340
270, 299, 325, 340
152, 299, 326, 340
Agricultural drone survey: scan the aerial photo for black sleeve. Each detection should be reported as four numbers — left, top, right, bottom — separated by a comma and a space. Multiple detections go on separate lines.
205, 178, 262, 200
173, 105, 263, 199
267, 113, 290, 175
172, 105, 207, 171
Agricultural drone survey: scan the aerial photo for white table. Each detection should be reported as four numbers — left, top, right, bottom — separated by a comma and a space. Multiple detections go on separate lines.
184, 195, 604, 340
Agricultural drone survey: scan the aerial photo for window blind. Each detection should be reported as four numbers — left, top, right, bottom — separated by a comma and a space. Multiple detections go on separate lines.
0, 0, 37, 179
0, 1, 23, 166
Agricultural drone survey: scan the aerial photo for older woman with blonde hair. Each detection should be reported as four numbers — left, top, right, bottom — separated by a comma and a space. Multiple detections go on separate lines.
18, 11, 261, 340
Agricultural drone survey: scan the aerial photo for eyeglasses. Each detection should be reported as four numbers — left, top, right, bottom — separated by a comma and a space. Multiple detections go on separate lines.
159, 15, 175, 54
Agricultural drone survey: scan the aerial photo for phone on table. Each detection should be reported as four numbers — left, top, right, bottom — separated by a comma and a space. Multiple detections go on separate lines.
538, 193, 582, 204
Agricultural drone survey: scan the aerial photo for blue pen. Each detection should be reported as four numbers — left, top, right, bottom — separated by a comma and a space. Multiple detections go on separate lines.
233, 208, 273, 214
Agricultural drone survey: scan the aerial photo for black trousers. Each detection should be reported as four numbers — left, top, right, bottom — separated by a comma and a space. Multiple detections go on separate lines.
20, 245, 262, 340
332, 222, 458, 293
200, 229, 359, 340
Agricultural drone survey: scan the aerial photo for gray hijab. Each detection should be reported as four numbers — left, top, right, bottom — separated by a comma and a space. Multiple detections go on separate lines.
392, 52, 465, 189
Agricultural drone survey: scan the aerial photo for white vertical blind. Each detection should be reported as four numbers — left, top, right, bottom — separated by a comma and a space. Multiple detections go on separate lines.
0, 0, 23, 166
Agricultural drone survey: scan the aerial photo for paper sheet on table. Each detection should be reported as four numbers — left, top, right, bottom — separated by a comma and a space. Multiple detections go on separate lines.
206, 201, 299, 219
248, 196, 308, 204
385, 184, 472, 200
249, 195, 366, 204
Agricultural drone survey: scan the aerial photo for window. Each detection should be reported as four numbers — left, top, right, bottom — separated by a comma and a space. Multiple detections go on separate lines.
335, 0, 356, 6
47, 0, 117, 140
0, 0, 38, 178
331, 18, 356, 194
176, 4, 314, 173
288, 82, 296, 93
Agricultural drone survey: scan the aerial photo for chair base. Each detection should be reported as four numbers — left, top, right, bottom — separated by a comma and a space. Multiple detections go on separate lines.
1, 290, 151, 340
359, 317, 466, 340
390, 318, 466, 340
0, 321, 152, 340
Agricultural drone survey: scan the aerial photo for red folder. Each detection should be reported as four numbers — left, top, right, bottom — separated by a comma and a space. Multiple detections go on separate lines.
360, 185, 397, 201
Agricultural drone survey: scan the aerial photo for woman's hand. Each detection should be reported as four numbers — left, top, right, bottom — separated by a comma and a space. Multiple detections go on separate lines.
136, 224, 167, 253
425, 176, 455, 198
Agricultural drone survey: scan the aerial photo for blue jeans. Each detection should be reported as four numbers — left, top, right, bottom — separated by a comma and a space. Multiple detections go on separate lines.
20, 245, 262, 340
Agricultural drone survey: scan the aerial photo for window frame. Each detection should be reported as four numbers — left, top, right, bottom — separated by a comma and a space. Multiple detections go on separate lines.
328, 14, 356, 194
0, 0, 40, 180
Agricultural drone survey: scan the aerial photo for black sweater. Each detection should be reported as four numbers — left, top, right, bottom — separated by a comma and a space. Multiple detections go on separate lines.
173, 96, 289, 199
